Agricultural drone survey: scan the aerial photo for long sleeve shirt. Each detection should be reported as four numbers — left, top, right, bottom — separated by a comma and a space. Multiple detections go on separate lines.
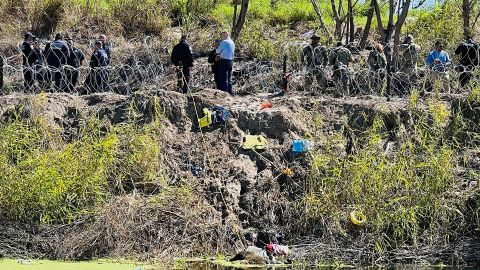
171, 40, 194, 68
216, 38, 235, 60
426, 50, 451, 72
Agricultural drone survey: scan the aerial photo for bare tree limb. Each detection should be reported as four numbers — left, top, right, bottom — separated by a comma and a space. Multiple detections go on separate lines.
310, 0, 332, 39
413, 0, 428, 8
472, 10, 480, 28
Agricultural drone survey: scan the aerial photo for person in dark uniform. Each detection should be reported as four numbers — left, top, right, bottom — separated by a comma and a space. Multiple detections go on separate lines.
44, 33, 70, 90
98, 34, 111, 63
455, 36, 480, 87
207, 39, 221, 89
85, 41, 109, 92
171, 35, 194, 93
65, 37, 85, 92
32, 37, 47, 90
21, 32, 39, 92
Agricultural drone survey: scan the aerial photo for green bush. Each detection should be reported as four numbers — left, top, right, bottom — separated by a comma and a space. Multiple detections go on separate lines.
269, 0, 316, 25
0, 102, 164, 224
300, 97, 462, 248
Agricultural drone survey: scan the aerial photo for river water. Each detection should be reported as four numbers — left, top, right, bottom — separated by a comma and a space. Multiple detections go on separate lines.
1, 259, 477, 270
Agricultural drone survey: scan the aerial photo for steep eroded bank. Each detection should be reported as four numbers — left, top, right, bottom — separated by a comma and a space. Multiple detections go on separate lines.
0, 89, 479, 265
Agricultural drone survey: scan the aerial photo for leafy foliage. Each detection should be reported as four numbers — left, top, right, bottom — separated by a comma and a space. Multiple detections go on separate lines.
0, 97, 164, 224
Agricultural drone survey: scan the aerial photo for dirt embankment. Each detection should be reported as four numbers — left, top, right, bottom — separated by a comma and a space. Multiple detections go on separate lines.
0, 89, 479, 265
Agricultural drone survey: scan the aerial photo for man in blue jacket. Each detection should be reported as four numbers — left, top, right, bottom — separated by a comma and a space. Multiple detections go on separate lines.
426, 40, 451, 93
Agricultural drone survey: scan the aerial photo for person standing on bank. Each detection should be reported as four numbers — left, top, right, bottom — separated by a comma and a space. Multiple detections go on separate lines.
171, 35, 194, 93
97, 34, 111, 63
85, 41, 109, 92
208, 39, 221, 89
44, 33, 70, 91
216, 31, 235, 95
65, 36, 85, 92
21, 32, 39, 91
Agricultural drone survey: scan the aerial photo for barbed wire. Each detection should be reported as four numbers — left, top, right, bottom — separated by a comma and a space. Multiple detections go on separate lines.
2, 38, 480, 97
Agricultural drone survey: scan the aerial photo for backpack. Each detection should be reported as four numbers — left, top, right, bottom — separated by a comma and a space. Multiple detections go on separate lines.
198, 106, 231, 128
210, 106, 231, 123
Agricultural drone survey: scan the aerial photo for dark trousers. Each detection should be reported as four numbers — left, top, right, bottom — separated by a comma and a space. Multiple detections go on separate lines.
85, 68, 108, 93
459, 65, 474, 87
35, 65, 49, 90
213, 67, 221, 89
23, 67, 35, 92
177, 67, 190, 93
218, 59, 233, 94
65, 68, 79, 92
48, 65, 63, 90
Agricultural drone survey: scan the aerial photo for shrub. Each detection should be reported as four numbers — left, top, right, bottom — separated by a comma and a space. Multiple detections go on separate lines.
298, 97, 462, 248
0, 99, 164, 224
31, 0, 65, 38
110, 0, 170, 37
269, 0, 316, 25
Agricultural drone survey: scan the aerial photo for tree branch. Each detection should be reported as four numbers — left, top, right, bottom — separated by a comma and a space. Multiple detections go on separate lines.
310, 0, 332, 39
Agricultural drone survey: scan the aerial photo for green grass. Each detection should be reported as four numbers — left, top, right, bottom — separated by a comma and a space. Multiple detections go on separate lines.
300, 95, 465, 249
0, 95, 164, 224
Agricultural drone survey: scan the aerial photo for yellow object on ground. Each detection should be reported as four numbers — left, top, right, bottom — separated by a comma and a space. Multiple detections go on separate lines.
198, 108, 212, 128
349, 210, 366, 227
242, 135, 267, 150
283, 168, 293, 177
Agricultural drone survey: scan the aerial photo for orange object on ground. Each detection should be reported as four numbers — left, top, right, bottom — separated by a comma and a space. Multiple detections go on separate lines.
261, 101, 272, 110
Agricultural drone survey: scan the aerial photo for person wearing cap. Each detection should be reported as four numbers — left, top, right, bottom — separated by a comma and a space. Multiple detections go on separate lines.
455, 35, 480, 87
207, 39, 221, 89
65, 36, 85, 92
171, 35, 194, 93
216, 31, 235, 94
20, 32, 39, 91
85, 40, 109, 92
329, 41, 354, 97
301, 33, 329, 92
426, 40, 451, 93
44, 33, 70, 90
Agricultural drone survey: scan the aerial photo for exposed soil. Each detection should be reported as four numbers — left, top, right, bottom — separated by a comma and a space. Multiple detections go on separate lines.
0, 89, 479, 265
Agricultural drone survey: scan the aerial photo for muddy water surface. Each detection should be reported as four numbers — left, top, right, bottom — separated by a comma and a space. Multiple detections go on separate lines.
1, 259, 476, 270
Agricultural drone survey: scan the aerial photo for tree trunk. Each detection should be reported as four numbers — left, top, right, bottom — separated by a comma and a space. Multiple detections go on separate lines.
310, 0, 332, 40
331, 0, 343, 40
232, 0, 249, 40
360, 0, 375, 48
393, 0, 411, 44
373, 0, 385, 40
346, 12, 350, 44
386, 0, 395, 43
348, 0, 355, 42
232, 0, 238, 31
463, 0, 471, 37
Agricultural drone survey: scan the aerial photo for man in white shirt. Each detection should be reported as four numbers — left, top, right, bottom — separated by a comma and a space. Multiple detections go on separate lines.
216, 31, 235, 95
